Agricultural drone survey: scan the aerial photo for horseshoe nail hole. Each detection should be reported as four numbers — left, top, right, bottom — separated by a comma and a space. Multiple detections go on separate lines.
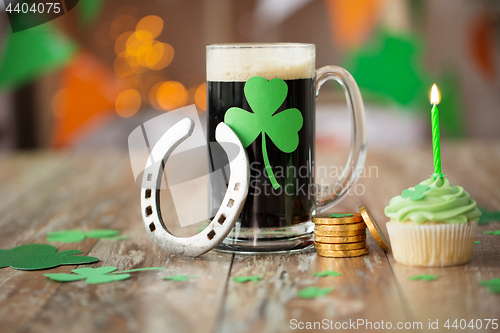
227, 199, 234, 208
149, 222, 156, 232
234, 183, 240, 191
145, 189, 152, 199
207, 230, 216, 240
145, 206, 153, 216
147, 173, 152, 181
218, 214, 226, 225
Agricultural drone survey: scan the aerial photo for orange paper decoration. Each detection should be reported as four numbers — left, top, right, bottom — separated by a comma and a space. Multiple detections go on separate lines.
325, 0, 384, 49
52, 52, 117, 147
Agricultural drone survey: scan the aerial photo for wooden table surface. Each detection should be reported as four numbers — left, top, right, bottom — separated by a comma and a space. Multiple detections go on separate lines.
0, 142, 499, 333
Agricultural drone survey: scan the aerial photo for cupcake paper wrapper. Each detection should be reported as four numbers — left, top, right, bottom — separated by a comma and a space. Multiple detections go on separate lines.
386, 221, 477, 267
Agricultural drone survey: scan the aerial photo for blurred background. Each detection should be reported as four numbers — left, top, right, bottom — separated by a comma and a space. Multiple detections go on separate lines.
0, 0, 499, 151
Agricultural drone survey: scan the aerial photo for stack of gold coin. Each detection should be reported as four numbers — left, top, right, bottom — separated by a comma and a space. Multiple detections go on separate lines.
312, 213, 369, 258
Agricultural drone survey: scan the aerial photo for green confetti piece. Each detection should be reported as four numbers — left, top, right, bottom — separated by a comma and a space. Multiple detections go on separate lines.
47, 230, 86, 243
401, 185, 430, 201
224, 76, 303, 190
313, 270, 343, 277
484, 230, 500, 235
328, 213, 354, 218
475, 241, 481, 244
45, 266, 165, 284
47, 229, 123, 243
297, 286, 333, 299
232, 276, 262, 283
163, 275, 199, 282
479, 278, 500, 294
478, 207, 500, 225
0, 244, 98, 270
408, 274, 440, 281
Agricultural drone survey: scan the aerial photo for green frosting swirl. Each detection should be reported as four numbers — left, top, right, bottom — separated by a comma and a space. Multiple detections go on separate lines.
384, 177, 481, 224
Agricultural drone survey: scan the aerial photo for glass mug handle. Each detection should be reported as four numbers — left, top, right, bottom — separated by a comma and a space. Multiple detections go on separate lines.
314, 66, 367, 213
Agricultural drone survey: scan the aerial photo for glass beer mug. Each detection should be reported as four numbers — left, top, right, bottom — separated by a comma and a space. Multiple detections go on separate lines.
206, 43, 367, 253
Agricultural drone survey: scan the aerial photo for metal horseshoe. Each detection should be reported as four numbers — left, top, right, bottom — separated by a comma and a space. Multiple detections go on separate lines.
140, 118, 249, 257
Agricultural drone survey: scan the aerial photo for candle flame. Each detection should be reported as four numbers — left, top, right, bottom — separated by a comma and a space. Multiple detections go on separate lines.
430, 84, 440, 105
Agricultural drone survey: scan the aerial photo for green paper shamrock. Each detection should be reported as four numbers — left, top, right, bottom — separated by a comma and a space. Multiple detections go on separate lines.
478, 207, 500, 225
233, 276, 262, 283
47, 229, 121, 243
0, 244, 99, 270
224, 76, 303, 190
328, 213, 354, 218
401, 185, 430, 201
346, 30, 428, 106
313, 270, 343, 277
45, 267, 165, 284
479, 278, 500, 294
408, 274, 440, 281
297, 286, 333, 299
163, 275, 199, 282
484, 230, 500, 235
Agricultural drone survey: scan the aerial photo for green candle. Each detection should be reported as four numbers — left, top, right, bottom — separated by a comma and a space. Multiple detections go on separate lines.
430, 84, 443, 179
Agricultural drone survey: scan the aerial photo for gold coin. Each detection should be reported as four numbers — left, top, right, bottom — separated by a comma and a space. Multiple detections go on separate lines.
359, 204, 389, 252
312, 212, 363, 225
314, 234, 366, 244
314, 241, 366, 251
316, 247, 369, 258
314, 228, 366, 237
314, 222, 366, 232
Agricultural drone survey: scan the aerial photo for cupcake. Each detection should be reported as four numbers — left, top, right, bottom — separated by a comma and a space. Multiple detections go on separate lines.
385, 177, 481, 267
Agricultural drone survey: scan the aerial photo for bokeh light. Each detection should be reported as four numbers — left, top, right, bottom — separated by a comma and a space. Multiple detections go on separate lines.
148, 43, 174, 70
195, 83, 207, 111
126, 32, 144, 57
148, 81, 164, 110
136, 15, 164, 39
111, 13, 177, 115
156, 81, 187, 110
115, 89, 141, 117
135, 30, 154, 42
115, 31, 133, 56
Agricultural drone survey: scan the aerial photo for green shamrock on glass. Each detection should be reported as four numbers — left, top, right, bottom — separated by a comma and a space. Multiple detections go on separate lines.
225, 76, 303, 190
207, 43, 367, 252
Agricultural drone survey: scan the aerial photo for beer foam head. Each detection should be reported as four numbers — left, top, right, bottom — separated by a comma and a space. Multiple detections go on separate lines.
207, 43, 315, 81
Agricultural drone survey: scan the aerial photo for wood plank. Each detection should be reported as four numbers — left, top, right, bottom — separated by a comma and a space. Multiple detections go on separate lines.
218, 237, 406, 333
